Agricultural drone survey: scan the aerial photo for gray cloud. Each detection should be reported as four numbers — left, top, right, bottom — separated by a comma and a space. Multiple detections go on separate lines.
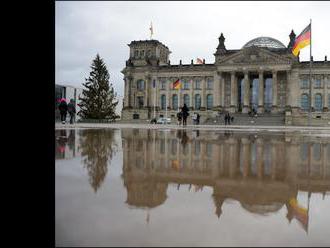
56, 1, 330, 99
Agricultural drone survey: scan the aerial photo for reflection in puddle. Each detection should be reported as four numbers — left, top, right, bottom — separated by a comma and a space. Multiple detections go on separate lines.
55, 128, 330, 246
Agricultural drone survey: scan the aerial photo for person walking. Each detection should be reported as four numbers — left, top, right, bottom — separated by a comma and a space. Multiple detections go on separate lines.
181, 104, 189, 126
227, 113, 231, 125
196, 113, 200, 125
58, 98, 68, 124
224, 112, 228, 125
67, 99, 76, 124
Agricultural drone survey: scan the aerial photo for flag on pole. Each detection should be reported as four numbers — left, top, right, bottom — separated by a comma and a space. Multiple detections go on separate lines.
172, 79, 181, 89
292, 23, 311, 56
196, 58, 203, 64
149, 22, 153, 39
288, 197, 309, 232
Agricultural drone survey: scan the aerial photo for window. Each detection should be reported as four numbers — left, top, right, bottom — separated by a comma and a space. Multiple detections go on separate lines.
206, 94, 213, 110
172, 94, 178, 110
140, 50, 144, 57
147, 50, 151, 57
161, 79, 166, 90
314, 94, 322, 111
194, 79, 201, 89
161, 95, 166, 110
195, 94, 201, 110
314, 78, 321, 88
183, 94, 190, 107
300, 78, 309, 89
206, 143, 213, 157
183, 79, 189, 89
301, 94, 309, 111
134, 50, 139, 58
137, 80, 145, 91
137, 96, 144, 108
207, 78, 213, 89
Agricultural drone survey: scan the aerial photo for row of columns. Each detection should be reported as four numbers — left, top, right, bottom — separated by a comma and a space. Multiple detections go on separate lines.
215, 70, 280, 113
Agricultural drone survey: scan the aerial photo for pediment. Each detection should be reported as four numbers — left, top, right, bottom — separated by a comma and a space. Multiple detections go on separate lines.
217, 46, 293, 65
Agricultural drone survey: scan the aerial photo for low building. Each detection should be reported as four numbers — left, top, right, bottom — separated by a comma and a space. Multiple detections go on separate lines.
55, 83, 83, 122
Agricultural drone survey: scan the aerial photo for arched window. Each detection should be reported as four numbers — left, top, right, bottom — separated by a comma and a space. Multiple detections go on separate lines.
183, 94, 190, 107
172, 94, 178, 110
161, 95, 166, 110
146, 50, 151, 57
301, 94, 309, 111
134, 50, 139, 58
137, 80, 145, 91
315, 93, 322, 111
161, 79, 166, 90
206, 94, 213, 109
140, 50, 144, 58
195, 94, 201, 110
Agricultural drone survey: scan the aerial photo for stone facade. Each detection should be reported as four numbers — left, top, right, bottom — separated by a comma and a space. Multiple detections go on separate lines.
121, 32, 330, 125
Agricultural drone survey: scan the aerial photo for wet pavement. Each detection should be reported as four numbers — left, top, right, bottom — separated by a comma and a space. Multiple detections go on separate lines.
55, 128, 330, 247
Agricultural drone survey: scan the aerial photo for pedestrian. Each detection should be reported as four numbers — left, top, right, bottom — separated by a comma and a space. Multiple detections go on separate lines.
224, 113, 228, 125
227, 113, 231, 125
181, 104, 189, 126
192, 112, 197, 125
67, 99, 76, 124
177, 111, 182, 125
196, 113, 200, 125
58, 98, 68, 124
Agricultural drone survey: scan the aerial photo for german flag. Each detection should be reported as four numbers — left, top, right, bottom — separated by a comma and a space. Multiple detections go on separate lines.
292, 24, 311, 56
172, 79, 181, 90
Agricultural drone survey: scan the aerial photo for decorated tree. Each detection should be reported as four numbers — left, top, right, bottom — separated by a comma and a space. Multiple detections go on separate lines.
78, 54, 119, 121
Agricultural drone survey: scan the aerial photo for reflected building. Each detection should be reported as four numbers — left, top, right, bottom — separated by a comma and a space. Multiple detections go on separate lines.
122, 129, 330, 231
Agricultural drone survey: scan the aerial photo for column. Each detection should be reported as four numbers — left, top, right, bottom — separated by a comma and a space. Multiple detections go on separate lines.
230, 71, 237, 113
214, 72, 221, 107
128, 76, 133, 107
166, 78, 171, 110
201, 76, 206, 109
123, 77, 129, 107
272, 71, 278, 113
256, 138, 264, 179
241, 137, 251, 179
220, 73, 225, 108
242, 71, 250, 113
190, 77, 194, 109
258, 71, 264, 113
144, 77, 150, 107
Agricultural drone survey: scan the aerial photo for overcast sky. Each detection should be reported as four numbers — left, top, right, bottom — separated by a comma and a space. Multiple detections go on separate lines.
55, 1, 330, 101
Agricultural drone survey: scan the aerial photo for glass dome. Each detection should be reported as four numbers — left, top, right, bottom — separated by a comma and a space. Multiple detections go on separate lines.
242, 37, 286, 49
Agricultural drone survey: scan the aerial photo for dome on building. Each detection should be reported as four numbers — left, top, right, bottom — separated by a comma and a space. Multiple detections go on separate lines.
241, 202, 284, 215
242, 37, 286, 49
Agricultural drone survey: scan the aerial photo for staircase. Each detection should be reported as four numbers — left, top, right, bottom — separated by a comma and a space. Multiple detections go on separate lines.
204, 113, 285, 126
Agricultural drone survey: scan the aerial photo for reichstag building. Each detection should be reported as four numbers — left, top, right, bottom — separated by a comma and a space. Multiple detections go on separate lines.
121, 31, 330, 125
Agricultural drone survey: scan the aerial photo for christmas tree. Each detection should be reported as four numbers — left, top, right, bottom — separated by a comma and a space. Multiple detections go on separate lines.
78, 54, 119, 121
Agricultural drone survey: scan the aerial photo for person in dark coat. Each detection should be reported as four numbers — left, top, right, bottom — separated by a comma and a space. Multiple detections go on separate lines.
196, 113, 200, 125
58, 99, 68, 124
67, 99, 76, 124
181, 104, 189, 126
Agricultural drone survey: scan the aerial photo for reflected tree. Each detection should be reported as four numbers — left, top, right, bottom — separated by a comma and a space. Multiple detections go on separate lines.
79, 129, 118, 192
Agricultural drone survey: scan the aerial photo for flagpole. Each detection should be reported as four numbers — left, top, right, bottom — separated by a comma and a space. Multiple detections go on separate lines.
308, 19, 312, 126
165, 80, 168, 125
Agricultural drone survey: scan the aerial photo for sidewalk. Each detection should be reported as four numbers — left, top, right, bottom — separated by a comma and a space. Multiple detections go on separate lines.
55, 122, 330, 133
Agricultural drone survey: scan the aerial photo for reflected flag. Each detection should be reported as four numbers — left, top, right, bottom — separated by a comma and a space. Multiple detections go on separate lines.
288, 197, 309, 232
172, 79, 181, 89
171, 160, 180, 170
